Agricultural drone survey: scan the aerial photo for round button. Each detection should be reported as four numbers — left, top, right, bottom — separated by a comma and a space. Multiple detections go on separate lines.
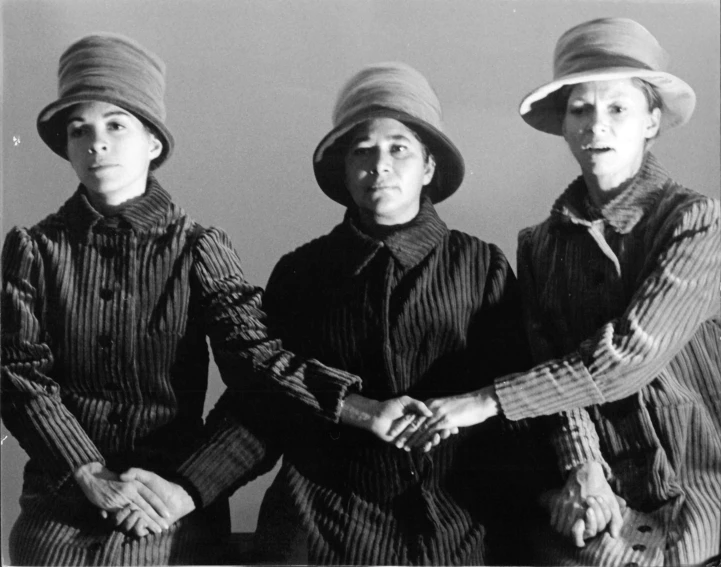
98, 335, 114, 348
632, 544, 646, 552
637, 525, 652, 533
99, 288, 114, 301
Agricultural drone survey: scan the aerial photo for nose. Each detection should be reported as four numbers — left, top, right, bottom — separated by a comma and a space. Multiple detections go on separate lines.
371, 149, 392, 174
586, 108, 609, 134
87, 131, 109, 154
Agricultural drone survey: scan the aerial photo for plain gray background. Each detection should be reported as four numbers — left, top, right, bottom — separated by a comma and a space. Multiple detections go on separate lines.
2, 0, 719, 562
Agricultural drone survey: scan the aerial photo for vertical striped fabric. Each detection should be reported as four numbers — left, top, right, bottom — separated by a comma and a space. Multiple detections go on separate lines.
500, 154, 721, 565
251, 198, 541, 565
1, 177, 362, 565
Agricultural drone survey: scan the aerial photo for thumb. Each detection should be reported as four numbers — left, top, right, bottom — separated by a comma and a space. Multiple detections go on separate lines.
401, 397, 432, 417
608, 499, 624, 538
119, 467, 145, 482
571, 517, 586, 548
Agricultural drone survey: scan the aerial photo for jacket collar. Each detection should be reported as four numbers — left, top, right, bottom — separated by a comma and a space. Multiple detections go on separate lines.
334, 197, 449, 276
61, 175, 173, 234
550, 153, 672, 234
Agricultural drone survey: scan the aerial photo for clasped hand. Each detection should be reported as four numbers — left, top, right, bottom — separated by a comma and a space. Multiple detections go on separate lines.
74, 462, 195, 538
540, 461, 626, 547
355, 386, 499, 452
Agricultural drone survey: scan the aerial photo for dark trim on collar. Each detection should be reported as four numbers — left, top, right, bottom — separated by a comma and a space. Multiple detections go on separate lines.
60, 175, 173, 234
337, 197, 449, 276
550, 153, 672, 233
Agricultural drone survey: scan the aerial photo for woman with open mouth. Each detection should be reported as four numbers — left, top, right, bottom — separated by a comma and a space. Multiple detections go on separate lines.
400, 16, 720, 567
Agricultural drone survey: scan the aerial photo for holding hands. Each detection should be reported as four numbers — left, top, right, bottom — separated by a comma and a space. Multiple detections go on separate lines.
73, 462, 195, 538
540, 461, 626, 547
341, 387, 500, 452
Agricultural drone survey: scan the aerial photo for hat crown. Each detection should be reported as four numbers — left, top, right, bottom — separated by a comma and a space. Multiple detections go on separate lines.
554, 17, 669, 79
57, 33, 167, 120
332, 62, 444, 131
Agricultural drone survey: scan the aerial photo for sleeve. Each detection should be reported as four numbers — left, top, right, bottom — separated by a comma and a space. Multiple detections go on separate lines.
175, 228, 362, 506
516, 228, 610, 476
1, 227, 105, 473
496, 196, 721, 421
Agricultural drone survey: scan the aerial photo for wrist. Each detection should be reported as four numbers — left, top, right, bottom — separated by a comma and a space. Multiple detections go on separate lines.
73, 461, 104, 483
340, 393, 378, 432
476, 386, 500, 421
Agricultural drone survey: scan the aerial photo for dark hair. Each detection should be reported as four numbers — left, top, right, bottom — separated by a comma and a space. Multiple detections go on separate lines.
340, 120, 433, 164
60, 103, 163, 169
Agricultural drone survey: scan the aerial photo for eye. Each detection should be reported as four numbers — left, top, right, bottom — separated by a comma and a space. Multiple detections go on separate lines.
67, 127, 84, 139
108, 121, 126, 131
350, 146, 371, 157
390, 144, 408, 155
610, 105, 626, 114
567, 105, 587, 116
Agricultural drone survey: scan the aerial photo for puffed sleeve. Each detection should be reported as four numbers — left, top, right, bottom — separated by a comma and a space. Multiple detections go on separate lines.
497, 195, 721, 420
1, 227, 105, 473
175, 227, 362, 506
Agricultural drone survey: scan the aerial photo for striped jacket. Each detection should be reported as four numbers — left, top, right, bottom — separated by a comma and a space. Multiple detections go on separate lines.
497, 154, 721, 565
1, 177, 361, 566
251, 199, 542, 565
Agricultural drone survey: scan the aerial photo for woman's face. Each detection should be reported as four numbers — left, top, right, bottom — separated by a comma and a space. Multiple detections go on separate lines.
344, 118, 435, 226
66, 101, 162, 209
562, 79, 661, 195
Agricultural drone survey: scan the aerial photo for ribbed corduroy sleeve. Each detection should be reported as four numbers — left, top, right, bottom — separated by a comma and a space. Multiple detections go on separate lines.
498, 196, 721, 421
1, 227, 105, 472
176, 227, 362, 505
515, 228, 610, 474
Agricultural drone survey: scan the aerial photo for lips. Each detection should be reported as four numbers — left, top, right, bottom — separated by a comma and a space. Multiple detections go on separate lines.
581, 144, 612, 154
89, 163, 117, 171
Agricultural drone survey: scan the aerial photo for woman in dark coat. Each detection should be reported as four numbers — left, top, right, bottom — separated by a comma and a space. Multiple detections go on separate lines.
249, 62, 538, 565
405, 18, 720, 566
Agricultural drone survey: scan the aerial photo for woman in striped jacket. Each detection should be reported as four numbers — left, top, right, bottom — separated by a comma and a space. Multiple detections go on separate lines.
1, 33, 374, 566
249, 62, 542, 565
405, 18, 720, 566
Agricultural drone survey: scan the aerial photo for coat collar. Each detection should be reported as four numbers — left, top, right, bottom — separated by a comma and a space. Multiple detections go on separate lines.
334, 197, 449, 276
61, 175, 173, 234
550, 153, 672, 234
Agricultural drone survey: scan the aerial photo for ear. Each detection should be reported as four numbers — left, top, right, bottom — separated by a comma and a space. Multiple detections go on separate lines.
422, 155, 436, 186
645, 107, 661, 139
148, 133, 163, 161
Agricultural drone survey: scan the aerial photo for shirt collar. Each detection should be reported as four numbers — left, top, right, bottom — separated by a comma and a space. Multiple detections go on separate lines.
550, 153, 672, 233
61, 175, 173, 234
334, 197, 449, 276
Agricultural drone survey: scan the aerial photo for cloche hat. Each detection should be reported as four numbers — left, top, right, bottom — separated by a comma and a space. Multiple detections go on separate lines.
313, 62, 465, 206
519, 17, 696, 135
37, 33, 174, 168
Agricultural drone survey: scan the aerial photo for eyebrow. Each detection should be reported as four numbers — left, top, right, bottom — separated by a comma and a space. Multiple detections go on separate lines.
67, 110, 131, 123
350, 133, 414, 145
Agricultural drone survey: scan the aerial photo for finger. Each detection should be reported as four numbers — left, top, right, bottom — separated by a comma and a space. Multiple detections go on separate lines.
571, 518, 586, 548
395, 415, 427, 449
615, 495, 627, 513
583, 502, 598, 539
129, 487, 170, 528
100, 510, 109, 520
113, 505, 134, 527
430, 433, 441, 447
136, 482, 171, 521
387, 412, 416, 438
403, 420, 436, 449
592, 494, 613, 527
608, 495, 624, 539
401, 397, 432, 417
439, 429, 452, 440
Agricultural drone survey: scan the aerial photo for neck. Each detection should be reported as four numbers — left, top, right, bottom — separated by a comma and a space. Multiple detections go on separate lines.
85, 180, 148, 215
